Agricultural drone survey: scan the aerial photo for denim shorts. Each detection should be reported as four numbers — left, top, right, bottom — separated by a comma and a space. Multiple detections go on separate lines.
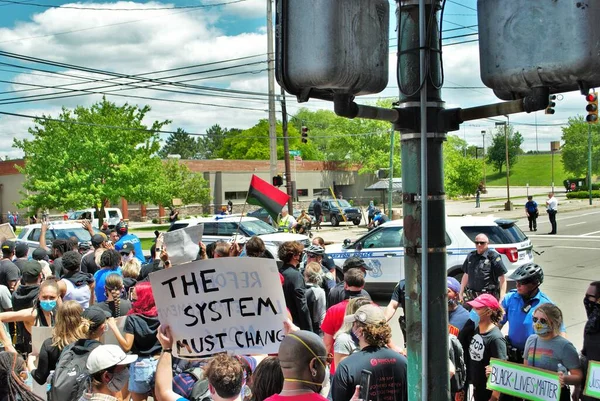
128, 356, 158, 394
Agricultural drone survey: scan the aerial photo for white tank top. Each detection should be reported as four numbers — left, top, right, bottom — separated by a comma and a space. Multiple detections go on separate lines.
62, 279, 91, 309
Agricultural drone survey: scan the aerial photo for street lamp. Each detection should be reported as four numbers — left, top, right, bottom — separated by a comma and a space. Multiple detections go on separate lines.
481, 130, 486, 190
495, 121, 513, 211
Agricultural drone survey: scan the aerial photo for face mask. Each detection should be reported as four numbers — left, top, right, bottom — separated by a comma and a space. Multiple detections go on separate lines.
350, 329, 360, 345
121, 254, 133, 263
469, 309, 480, 325
40, 300, 57, 312
320, 365, 330, 396
533, 322, 551, 335
21, 370, 33, 390
448, 298, 458, 308
584, 297, 600, 317
107, 368, 129, 393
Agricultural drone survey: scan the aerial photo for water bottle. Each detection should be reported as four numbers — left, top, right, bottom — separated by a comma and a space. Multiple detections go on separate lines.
557, 363, 567, 375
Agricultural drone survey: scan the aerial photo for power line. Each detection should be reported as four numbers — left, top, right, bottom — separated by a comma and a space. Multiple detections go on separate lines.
0, 0, 247, 11
447, 0, 477, 12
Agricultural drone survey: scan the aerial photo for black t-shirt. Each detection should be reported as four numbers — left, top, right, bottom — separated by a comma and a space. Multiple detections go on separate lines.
124, 314, 161, 356
51, 257, 64, 278
0, 259, 20, 288
468, 326, 507, 400
14, 258, 28, 273
321, 253, 336, 271
279, 264, 312, 332
32, 337, 61, 385
461, 249, 507, 292
96, 299, 133, 318
328, 283, 371, 308
138, 260, 162, 282
80, 251, 99, 275
333, 346, 408, 401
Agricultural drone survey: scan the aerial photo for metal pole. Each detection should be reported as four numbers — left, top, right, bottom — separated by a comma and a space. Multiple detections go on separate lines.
505, 123, 512, 210
388, 128, 394, 217
535, 112, 539, 152
552, 150, 555, 193
481, 130, 486, 189
589, 124, 593, 205
266, 0, 278, 180
281, 88, 293, 213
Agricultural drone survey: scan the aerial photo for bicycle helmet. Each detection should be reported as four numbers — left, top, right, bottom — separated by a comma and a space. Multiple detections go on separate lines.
509, 263, 544, 285
305, 244, 325, 256
115, 220, 128, 236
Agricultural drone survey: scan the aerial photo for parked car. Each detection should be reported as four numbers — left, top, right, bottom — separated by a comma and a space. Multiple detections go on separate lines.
247, 208, 317, 226
308, 199, 362, 226
326, 216, 533, 294
168, 216, 310, 259
69, 207, 123, 229
18, 221, 96, 253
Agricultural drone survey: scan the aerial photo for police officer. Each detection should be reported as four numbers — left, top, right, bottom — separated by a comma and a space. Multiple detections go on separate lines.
299, 244, 335, 295
459, 234, 507, 302
498, 263, 564, 363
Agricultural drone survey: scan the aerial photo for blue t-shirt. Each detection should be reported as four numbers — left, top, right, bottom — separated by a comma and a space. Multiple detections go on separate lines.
500, 289, 565, 351
449, 304, 470, 333
525, 201, 538, 213
115, 234, 145, 263
94, 267, 123, 302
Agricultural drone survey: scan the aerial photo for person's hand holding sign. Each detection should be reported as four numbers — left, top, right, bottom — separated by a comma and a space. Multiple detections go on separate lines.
157, 324, 174, 349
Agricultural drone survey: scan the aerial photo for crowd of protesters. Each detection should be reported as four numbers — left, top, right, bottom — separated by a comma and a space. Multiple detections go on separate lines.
0, 216, 596, 401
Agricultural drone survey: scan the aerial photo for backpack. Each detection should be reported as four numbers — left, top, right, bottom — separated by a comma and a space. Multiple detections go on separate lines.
173, 367, 212, 401
448, 334, 467, 393
49, 339, 101, 401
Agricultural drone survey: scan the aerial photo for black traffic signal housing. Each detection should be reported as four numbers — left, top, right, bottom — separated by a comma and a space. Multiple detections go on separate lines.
545, 95, 556, 114
272, 175, 283, 187
301, 126, 308, 143
586, 92, 598, 124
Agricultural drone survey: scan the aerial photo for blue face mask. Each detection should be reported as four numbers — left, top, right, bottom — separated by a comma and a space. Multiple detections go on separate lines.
469, 309, 480, 325
533, 322, 551, 335
40, 300, 57, 312
22, 370, 33, 389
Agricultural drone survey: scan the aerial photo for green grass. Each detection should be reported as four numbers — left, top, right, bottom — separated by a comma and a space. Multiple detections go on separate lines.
140, 238, 155, 250
132, 224, 170, 232
484, 154, 570, 187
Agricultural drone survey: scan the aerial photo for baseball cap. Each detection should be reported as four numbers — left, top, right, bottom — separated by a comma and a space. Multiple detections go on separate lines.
21, 260, 42, 281
15, 242, 29, 258
343, 304, 385, 325
91, 234, 106, 247
82, 305, 110, 330
32, 248, 50, 261
447, 277, 461, 294
86, 344, 138, 374
1, 240, 15, 254
119, 243, 135, 255
342, 256, 373, 272
467, 293, 501, 310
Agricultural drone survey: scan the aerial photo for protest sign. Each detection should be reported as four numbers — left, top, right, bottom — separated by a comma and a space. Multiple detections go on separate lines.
101, 316, 126, 346
0, 223, 16, 241
584, 360, 600, 399
149, 257, 286, 358
163, 224, 204, 266
31, 326, 53, 356
487, 358, 561, 401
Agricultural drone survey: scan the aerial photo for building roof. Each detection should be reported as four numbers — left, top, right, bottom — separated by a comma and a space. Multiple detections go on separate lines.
365, 178, 402, 192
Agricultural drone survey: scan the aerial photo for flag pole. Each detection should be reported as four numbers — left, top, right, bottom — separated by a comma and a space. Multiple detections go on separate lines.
233, 187, 252, 241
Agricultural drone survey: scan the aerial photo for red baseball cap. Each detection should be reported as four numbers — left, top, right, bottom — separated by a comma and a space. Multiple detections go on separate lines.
467, 293, 500, 309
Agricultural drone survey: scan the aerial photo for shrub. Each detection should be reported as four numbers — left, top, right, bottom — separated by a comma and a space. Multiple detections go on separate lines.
578, 184, 600, 191
151, 218, 159, 224
566, 190, 600, 199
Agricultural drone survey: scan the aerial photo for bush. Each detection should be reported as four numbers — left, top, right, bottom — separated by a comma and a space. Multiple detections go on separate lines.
151, 218, 159, 224
566, 190, 600, 199
579, 184, 600, 191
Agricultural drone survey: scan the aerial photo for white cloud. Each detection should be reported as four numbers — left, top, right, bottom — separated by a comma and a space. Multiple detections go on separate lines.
204, 0, 265, 19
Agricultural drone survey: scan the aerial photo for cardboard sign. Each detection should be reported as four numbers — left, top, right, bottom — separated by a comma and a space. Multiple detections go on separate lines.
487, 358, 562, 401
163, 224, 204, 266
149, 257, 286, 358
101, 316, 126, 346
0, 223, 16, 241
584, 360, 600, 399
31, 326, 53, 356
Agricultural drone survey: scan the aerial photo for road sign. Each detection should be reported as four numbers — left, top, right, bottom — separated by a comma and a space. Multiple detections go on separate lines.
289, 150, 301, 156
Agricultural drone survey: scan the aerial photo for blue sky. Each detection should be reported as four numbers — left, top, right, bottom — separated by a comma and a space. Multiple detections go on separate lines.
0, 0, 584, 160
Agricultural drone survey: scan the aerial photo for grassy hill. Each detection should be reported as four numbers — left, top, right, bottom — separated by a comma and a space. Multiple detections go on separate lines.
484, 153, 572, 187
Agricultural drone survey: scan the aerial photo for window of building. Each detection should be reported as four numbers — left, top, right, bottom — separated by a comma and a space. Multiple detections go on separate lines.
225, 191, 248, 200
312, 188, 329, 197
297, 189, 308, 197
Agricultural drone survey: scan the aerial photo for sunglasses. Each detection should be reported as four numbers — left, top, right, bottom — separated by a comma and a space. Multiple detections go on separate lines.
532, 316, 548, 325
585, 293, 598, 301
475, 241, 487, 245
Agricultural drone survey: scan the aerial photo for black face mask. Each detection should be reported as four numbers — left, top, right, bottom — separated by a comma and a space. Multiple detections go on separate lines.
584, 297, 600, 334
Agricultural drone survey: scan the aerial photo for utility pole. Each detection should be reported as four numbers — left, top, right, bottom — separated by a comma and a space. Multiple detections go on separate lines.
396, 2, 449, 401
496, 121, 512, 210
281, 88, 294, 212
589, 124, 593, 205
481, 130, 486, 189
266, 0, 278, 180
388, 127, 394, 216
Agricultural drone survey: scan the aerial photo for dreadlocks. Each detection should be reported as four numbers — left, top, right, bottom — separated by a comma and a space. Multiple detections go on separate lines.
0, 352, 44, 401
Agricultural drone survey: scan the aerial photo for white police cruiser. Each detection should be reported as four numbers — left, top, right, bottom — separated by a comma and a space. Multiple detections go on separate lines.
325, 216, 533, 294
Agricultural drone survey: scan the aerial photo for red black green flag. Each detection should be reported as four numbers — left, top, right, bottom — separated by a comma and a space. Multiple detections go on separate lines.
247, 174, 290, 220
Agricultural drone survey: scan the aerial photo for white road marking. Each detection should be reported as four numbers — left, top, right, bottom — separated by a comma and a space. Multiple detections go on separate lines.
528, 234, 600, 240
581, 230, 600, 236
554, 245, 600, 251
566, 222, 586, 227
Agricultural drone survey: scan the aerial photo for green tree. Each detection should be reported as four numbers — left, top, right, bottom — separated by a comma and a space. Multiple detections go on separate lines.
198, 124, 228, 159
444, 135, 483, 197
158, 128, 201, 159
149, 159, 211, 208
561, 115, 600, 176
13, 98, 169, 227
486, 125, 524, 174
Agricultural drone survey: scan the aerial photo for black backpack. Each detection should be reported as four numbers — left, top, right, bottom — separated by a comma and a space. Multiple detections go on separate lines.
49, 339, 101, 401
448, 334, 467, 393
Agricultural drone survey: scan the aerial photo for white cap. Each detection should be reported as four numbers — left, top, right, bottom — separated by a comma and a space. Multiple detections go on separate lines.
86, 344, 138, 374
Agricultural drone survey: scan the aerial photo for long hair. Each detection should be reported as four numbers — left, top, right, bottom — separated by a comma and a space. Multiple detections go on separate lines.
250, 357, 284, 401
128, 281, 157, 317
0, 352, 44, 401
535, 303, 563, 335
104, 273, 124, 318
52, 300, 85, 349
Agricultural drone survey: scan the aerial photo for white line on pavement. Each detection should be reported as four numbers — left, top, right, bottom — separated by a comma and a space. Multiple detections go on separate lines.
566, 222, 586, 227
528, 234, 600, 240
554, 245, 600, 251
581, 230, 600, 236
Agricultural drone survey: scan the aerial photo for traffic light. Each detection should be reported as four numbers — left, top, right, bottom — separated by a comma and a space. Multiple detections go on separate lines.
586, 92, 598, 124
272, 175, 283, 187
545, 95, 556, 114
301, 126, 308, 143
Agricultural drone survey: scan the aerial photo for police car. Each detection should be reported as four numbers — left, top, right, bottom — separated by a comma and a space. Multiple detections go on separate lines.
168, 216, 310, 259
325, 216, 534, 294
